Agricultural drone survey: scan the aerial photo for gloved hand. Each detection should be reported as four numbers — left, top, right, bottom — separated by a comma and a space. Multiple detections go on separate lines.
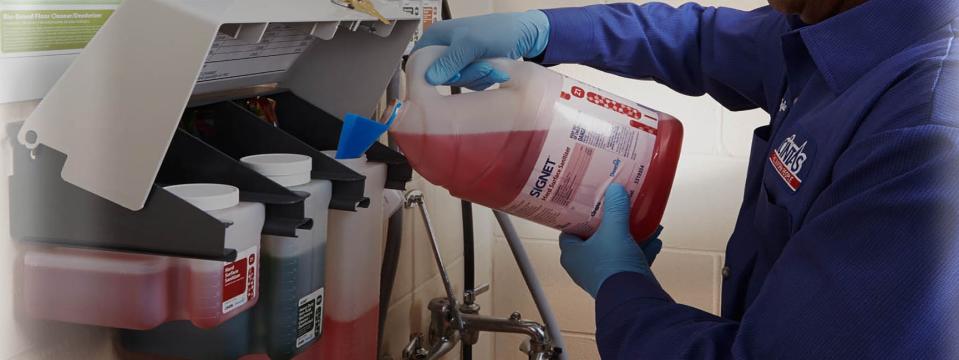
559, 184, 664, 298
411, 10, 550, 91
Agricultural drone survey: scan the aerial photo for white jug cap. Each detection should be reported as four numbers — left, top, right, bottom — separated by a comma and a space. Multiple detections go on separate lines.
320, 150, 367, 166
164, 183, 240, 211
241, 153, 313, 187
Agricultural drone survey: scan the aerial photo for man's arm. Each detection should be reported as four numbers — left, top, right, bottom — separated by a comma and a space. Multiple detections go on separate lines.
540, 3, 778, 111
594, 123, 959, 359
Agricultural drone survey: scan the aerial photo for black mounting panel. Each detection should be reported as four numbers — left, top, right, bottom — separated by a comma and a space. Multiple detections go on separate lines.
7, 122, 311, 261
266, 91, 412, 191
183, 101, 370, 211
157, 130, 312, 238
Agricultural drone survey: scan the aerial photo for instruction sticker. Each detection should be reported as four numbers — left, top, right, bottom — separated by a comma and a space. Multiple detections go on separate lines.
198, 23, 316, 82
222, 246, 258, 314
502, 76, 660, 237
296, 287, 324, 348
401, 0, 441, 55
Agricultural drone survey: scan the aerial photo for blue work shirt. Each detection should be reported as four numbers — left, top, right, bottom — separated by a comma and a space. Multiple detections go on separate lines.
540, 1, 959, 358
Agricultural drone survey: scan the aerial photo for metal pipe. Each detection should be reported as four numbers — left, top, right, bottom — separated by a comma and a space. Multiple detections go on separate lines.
462, 200, 475, 299
439, 0, 472, 357
461, 201, 475, 360
379, 66, 405, 354
494, 211, 567, 359
378, 187, 404, 354
406, 191, 465, 331
461, 313, 549, 344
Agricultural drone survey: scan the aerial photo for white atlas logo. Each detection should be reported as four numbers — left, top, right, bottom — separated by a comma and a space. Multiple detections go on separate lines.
769, 134, 808, 191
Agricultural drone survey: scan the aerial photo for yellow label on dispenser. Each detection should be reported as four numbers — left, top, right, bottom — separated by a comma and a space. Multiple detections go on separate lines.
1, 9, 112, 53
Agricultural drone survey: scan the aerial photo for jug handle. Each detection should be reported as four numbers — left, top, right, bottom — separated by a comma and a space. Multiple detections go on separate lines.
406, 45, 524, 102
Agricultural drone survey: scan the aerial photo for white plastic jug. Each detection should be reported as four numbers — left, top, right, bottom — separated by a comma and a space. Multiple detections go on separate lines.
393, 46, 683, 242
167, 183, 265, 329
311, 151, 386, 360
241, 154, 331, 356
22, 183, 265, 330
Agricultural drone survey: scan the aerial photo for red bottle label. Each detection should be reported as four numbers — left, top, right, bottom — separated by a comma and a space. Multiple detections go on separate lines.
222, 246, 258, 314
503, 77, 661, 237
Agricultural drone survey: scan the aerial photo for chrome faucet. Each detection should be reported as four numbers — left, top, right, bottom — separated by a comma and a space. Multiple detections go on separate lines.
402, 190, 561, 360
406, 296, 557, 360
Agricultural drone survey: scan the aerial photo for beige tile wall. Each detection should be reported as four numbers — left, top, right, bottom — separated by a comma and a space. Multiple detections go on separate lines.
486, 1, 770, 358
379, 178, 497, 360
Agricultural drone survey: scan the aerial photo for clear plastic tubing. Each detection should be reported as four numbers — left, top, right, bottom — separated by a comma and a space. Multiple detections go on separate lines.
241, 154, 332, 359
298, 151, 386, 360
21, 183, 265, 330
394, 46, 683, 243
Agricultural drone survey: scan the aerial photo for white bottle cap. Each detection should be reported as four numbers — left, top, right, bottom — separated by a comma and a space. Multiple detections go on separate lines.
320, 150, 367, 167
164, 183, 240, 211
241, 153, 313, 188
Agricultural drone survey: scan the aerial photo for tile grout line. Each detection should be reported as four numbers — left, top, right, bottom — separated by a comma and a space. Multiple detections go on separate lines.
410, 256, 465, 295
560, 330, 598, 339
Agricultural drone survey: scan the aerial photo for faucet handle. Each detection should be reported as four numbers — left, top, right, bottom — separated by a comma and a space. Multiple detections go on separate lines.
402, 334, 429, 360
520, 339, 532, 355
521, 339, 563, 360
473, 283, 491, 296
465, 283, 490, 304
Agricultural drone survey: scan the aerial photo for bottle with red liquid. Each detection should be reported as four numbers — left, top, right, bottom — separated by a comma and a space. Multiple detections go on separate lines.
393, 46, 683, 242
304, 151, 386, 360
22, 183, 265, 330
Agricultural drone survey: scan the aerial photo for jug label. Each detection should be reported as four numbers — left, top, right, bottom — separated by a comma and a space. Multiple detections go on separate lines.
296, 287, 325, 348
222, 246, 258, 314
503, 77, 659, 236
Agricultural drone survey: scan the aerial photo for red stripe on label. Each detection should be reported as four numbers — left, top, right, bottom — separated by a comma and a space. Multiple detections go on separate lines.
769, 151, 802, 191
630, 120, 658, 135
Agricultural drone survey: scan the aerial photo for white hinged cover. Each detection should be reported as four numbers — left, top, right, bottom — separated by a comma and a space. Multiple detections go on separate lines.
16, 0, 417, 210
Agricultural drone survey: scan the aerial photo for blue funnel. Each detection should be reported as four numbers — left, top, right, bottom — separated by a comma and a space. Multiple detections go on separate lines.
336, 102, 401, 159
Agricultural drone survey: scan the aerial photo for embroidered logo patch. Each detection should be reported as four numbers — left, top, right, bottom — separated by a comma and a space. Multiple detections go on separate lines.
769, 134, 808, 191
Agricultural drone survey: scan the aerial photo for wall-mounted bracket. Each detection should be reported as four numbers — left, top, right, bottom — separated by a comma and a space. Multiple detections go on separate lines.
268, 91, 412, 190
182, 99, 373, 211
8, 123, 312, 261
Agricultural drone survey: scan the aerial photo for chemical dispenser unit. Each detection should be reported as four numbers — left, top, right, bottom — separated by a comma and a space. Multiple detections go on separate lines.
10, 0, 416, 359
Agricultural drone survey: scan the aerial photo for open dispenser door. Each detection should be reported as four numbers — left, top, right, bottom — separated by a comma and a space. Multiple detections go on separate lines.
16, 0, 417, 211
10, 0, 416, 259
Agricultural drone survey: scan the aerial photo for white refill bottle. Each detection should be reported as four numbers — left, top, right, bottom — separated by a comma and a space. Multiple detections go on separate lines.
307, 151, 386, 360
240, 154, 331, 358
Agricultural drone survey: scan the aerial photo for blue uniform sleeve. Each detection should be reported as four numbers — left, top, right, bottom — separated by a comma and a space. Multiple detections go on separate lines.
594, 123, 959, 359
540, 3, 777, 111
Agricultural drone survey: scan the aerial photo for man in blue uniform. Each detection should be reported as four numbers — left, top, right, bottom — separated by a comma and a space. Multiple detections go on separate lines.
415, 0, 959, 358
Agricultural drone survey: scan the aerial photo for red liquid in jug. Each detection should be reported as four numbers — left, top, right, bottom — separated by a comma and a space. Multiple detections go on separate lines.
294, 306, 379, 360
393, 130, 547, 207
397, 46, 684, 243
24, 261, 171, 330
392, 116, 682, 242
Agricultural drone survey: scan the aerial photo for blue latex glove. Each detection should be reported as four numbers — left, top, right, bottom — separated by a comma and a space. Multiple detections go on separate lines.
411, 10, 550, 91
559, 184, 664, 298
